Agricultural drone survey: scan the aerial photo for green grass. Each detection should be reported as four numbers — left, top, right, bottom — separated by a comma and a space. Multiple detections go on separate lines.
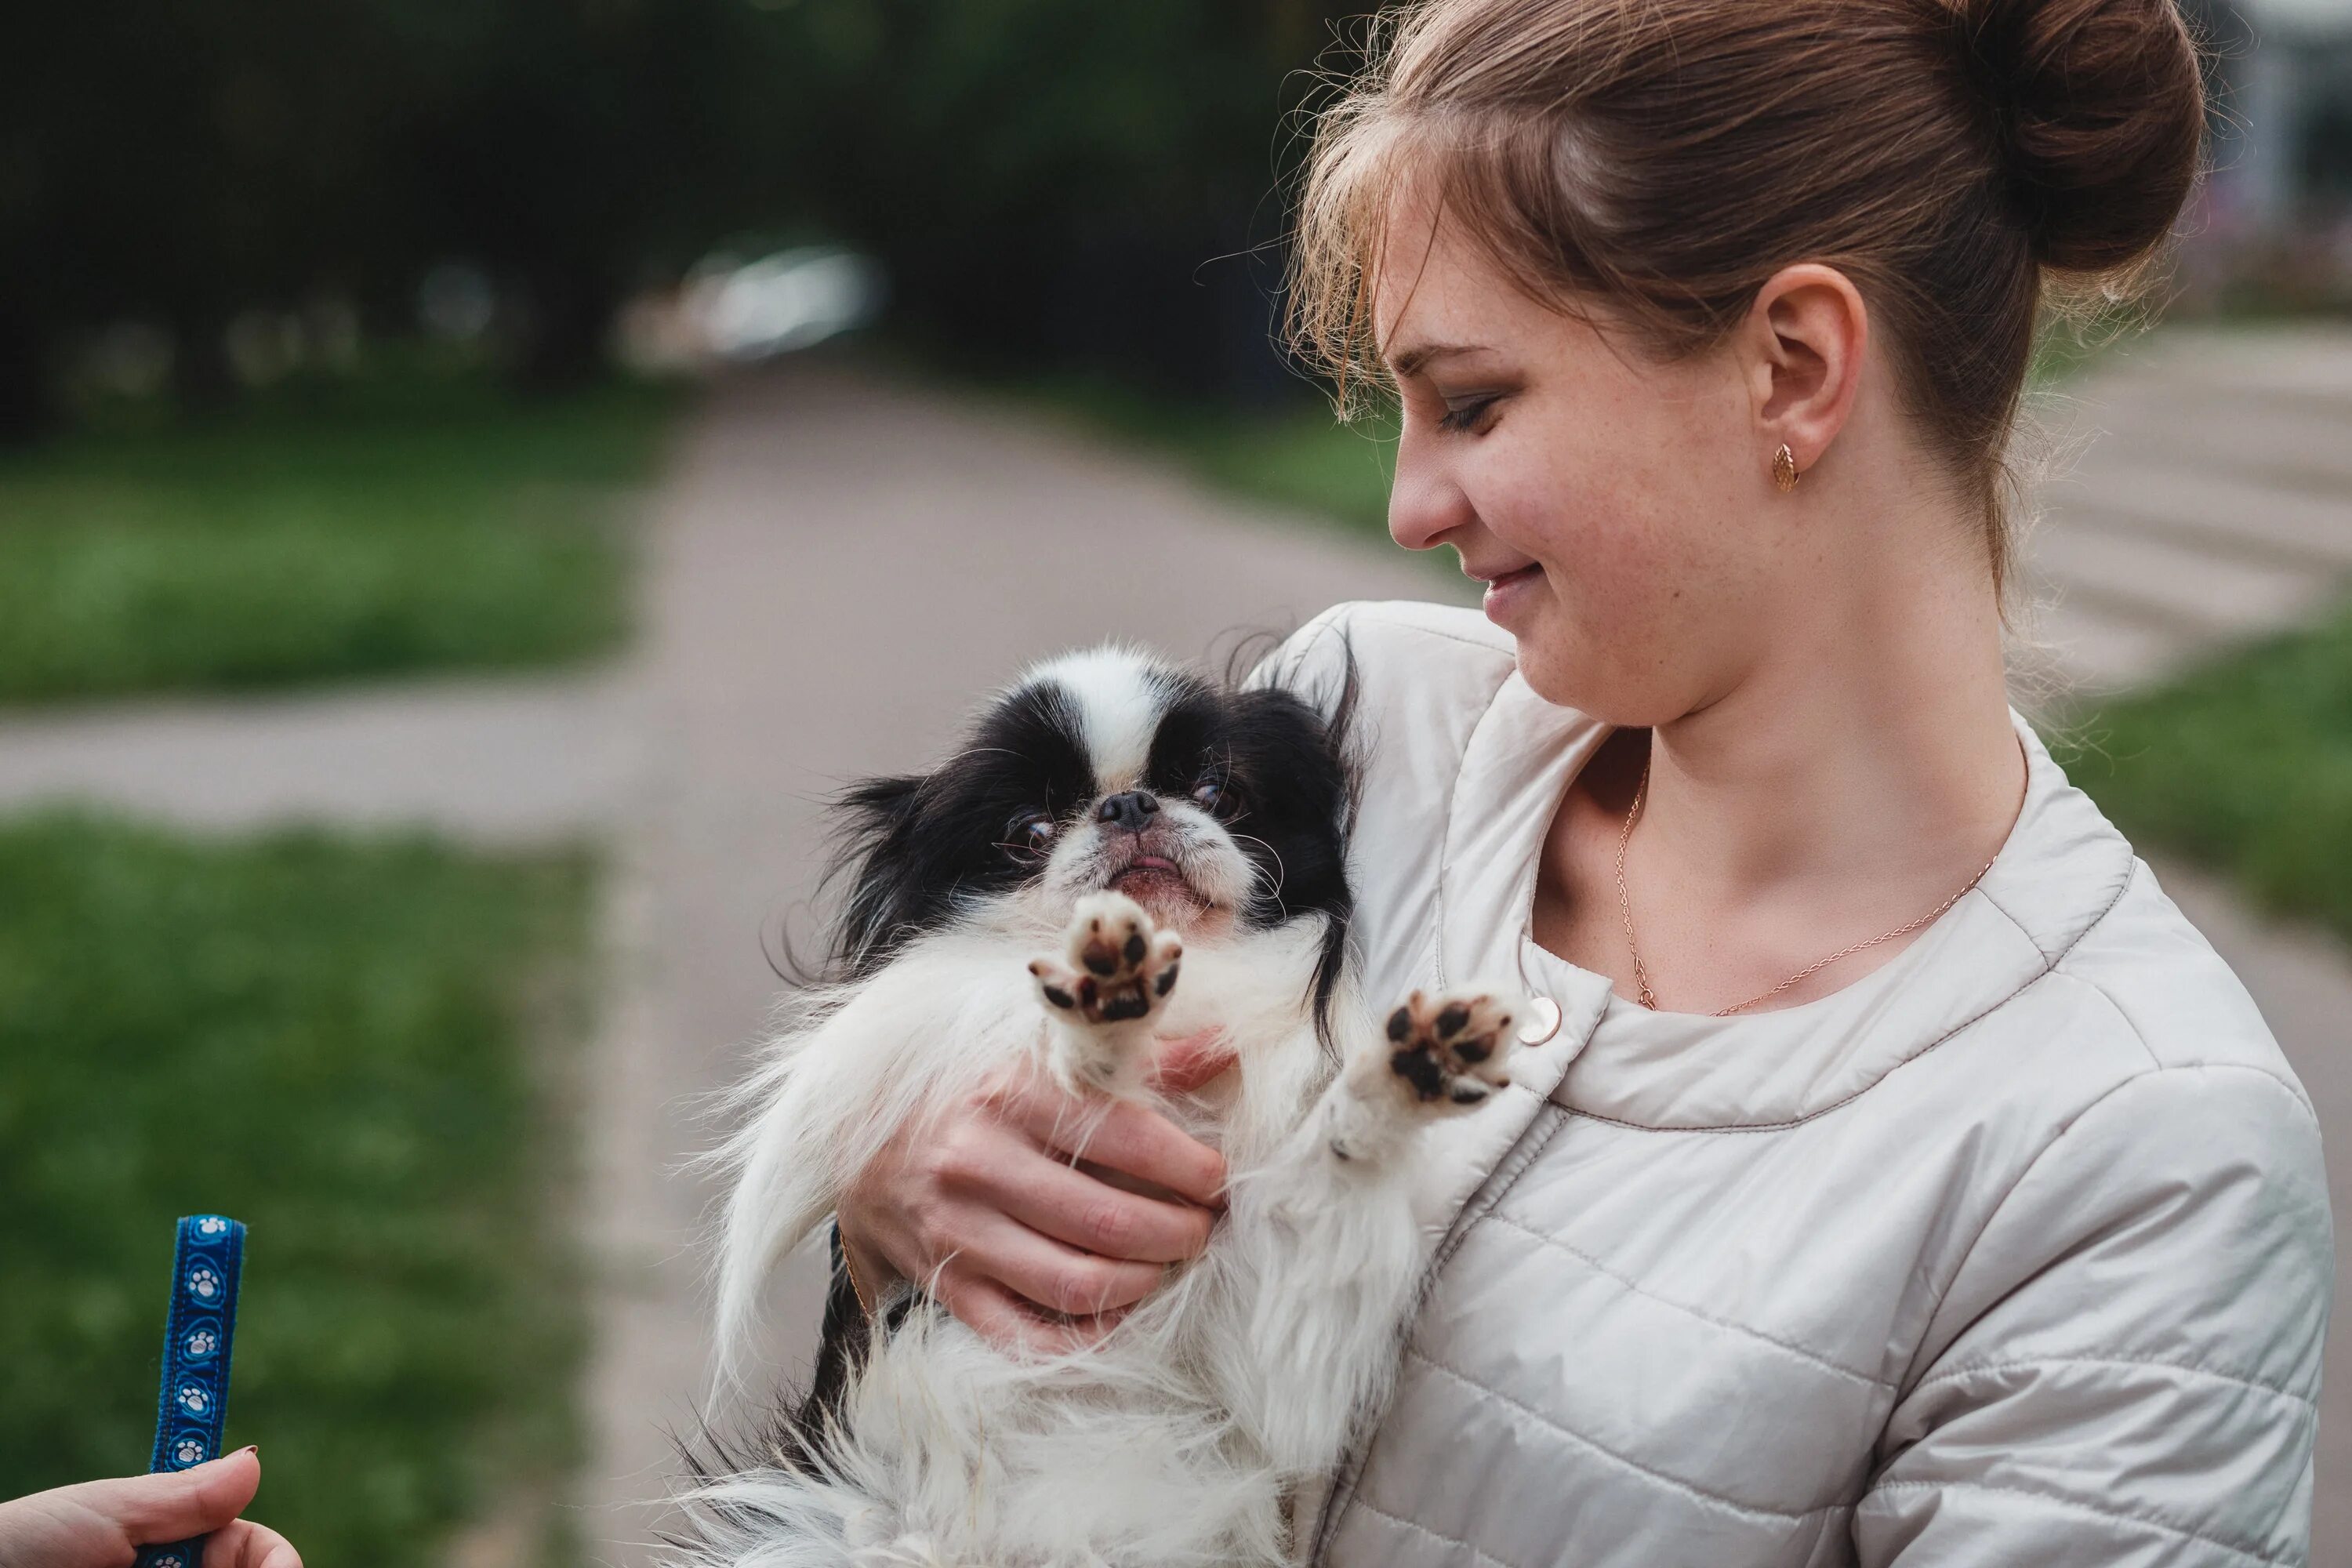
0, 376, 673, 706
0, 814, 593, 1566
2067, 601, 2352, 945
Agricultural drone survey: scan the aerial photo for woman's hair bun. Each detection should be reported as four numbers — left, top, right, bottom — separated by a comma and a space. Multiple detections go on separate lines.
1955, 0, 2205, 271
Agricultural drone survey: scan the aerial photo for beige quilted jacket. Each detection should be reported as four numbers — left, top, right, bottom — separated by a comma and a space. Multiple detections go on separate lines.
1266, 601, 2332, 1568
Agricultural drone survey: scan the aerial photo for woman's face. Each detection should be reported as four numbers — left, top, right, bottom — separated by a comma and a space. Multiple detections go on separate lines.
1375, 205, 1795, 724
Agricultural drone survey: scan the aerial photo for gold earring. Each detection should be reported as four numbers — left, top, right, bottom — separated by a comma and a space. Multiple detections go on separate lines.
1772, 444, 1800, 492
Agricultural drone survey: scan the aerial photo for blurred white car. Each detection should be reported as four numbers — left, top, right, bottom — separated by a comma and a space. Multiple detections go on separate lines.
617, 248, 887, 372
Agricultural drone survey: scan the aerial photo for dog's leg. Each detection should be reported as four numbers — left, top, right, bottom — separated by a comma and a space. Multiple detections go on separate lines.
1027, 890, 1184, 1099
1223, 987, 1523, 1479
1322, 988, 1522, 1164
710, 945, 1035, 1387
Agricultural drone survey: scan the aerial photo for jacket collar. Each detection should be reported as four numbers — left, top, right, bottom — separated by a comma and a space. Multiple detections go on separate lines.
1436, 671, 2139, 1133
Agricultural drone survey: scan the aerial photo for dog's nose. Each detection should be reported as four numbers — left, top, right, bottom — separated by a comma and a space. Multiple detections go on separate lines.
1095, 790, 1160, 831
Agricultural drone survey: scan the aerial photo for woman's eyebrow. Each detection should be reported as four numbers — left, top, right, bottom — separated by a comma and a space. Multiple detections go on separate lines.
1388, 341, 1495, 377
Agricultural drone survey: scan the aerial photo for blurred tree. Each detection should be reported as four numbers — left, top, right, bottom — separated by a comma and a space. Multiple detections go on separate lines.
3, 2, 443, 427
757, 0, 1354, 398
0, 0, 782, 435
0, 0, 1350, 438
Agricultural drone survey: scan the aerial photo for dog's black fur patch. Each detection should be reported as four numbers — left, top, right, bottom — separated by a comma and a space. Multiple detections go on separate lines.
819, 655, 1357, 1044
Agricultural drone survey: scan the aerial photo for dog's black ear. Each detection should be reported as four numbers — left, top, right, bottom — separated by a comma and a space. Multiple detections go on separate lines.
828, 774, 927, 979
1238, 635, 1360, 1054
841, 774, 924, 831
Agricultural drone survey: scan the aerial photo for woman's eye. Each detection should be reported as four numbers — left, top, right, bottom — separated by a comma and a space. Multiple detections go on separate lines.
1005, 814, 1057, 861
1437, 394, 1500, 434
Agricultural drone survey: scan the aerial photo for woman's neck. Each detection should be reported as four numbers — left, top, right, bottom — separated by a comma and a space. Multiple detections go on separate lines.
1649, 553, 2021, 895
1541, 510, 2028, 1013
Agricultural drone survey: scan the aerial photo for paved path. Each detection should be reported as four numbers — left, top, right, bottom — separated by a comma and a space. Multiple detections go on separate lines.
0, 673, 633, 845
1, 343, 2347, 1562
2022, 325, 2352, 693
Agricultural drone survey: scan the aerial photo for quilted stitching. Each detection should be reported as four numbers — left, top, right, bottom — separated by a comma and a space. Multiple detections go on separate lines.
1406, 1352, 1853, 1526
1479, 1210, 1890, 1388
1862, 1480, 2302, 1566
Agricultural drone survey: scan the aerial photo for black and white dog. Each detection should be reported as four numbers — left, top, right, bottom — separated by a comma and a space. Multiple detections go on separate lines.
688, 644, 1523, 1568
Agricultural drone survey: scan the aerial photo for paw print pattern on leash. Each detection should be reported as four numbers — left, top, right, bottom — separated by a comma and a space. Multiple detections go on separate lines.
134, 1215, 247, 1568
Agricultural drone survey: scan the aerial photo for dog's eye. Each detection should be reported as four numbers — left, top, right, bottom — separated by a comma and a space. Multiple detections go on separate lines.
1191, 777, 1238, 817
1004, 813, 1058, 862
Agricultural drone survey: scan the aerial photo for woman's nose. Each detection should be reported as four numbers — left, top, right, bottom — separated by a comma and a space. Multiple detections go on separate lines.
1387, 449, 1477, 553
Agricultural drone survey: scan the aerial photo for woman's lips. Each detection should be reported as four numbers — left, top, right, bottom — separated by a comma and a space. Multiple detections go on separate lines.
1480, 563, 1543, 624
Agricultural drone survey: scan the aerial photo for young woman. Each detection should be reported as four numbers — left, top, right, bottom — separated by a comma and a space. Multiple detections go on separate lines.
835, 0, 2332, 1560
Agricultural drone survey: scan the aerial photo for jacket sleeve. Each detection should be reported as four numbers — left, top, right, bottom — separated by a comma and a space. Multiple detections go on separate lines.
1854, 1063, 2332, 1568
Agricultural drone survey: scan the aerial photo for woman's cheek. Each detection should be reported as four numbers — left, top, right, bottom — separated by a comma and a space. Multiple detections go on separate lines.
1473, 428, 1709, 710
1517, 569, 1646, 711
1517, 524, 1696, 714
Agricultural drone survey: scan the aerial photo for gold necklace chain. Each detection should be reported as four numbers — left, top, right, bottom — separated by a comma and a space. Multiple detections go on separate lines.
1613, 755, 1998, 1017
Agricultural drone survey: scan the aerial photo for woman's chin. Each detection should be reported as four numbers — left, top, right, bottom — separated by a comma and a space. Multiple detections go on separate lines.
1508, 631, 1599, 711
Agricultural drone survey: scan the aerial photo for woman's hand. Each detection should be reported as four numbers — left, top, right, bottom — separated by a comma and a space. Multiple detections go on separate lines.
0, 1448, 301, 1568
837, 1031, 1234, 1353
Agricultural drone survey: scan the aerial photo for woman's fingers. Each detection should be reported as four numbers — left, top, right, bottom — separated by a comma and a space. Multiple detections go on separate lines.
960, 1212, 1165, 1318
1012, 1093, 1227, 1208
935, 1267, 1131, 1356
63, 1448, 260, 1542
0, 1450, 278, 1568
895, 1129, 1179, 1305
1148, 1029, 1238, 1094
839, 1046, 1231, 1345
969, 1138, 1214, 1264
931, 1269, 1096, 1356
206, 1519, 303, 1568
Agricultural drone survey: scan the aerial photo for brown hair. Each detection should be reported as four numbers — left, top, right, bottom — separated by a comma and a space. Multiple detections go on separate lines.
1287, 0, 2205, 593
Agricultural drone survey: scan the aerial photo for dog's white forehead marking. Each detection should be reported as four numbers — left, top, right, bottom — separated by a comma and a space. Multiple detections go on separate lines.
1023, 645, 1171, 791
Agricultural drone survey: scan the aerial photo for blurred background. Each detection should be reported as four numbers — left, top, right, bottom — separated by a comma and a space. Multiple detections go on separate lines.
2, 2, 2350, 1565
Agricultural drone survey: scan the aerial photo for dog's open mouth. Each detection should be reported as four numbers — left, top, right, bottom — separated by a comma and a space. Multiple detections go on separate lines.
1109, 854, 1207, 916
1112, 854, 1192, 898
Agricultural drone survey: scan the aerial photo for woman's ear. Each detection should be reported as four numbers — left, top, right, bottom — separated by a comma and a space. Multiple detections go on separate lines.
1742, 263, 1868, 482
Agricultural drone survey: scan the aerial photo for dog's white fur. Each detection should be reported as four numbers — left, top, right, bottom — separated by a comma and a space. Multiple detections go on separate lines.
687, 654, 1519, 1568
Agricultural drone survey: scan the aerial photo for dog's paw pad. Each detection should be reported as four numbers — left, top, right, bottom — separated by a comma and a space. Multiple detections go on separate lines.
1031, 891, 1181, 1029
1383, 989, 1521, 1109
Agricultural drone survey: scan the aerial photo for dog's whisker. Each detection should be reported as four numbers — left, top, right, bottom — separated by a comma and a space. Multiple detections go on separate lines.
1229, 831, 1288, 900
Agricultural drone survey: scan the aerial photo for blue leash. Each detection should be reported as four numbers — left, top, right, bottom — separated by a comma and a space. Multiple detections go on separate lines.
133, 1215, 246, 1568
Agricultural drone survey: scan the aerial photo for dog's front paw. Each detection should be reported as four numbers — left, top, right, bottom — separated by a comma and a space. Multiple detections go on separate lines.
1029, 893, 1183, 1091
1030, 891, 1183, 1026
1381, 989, 1522, 1111
1323, 987, 1525, 1166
